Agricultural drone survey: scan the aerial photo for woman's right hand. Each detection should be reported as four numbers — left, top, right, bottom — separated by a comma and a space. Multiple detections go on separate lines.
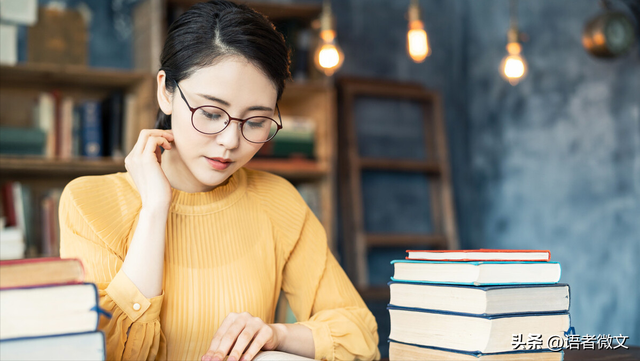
124, 129, 175, 209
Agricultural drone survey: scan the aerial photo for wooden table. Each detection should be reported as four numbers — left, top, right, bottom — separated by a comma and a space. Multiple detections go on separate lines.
564, 346, 640, 360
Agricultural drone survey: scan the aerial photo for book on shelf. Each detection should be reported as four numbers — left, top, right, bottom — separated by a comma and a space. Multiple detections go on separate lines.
258, 115, 315, 159
388, 340, 563, 361
37, 92, 56, 157
405, 249, 551, 262
391, 260, 561, 285
0, 282, 100, 340
41, 188, 62, 257
389, 281, 570, 316
0, 227, 24, 261
387, 305, 570, 354
59, 96, 75, 159
81, 100, 103, 157
0, 257, 84, 289
0, 181, 32, 260
0, 127, 46, 155
0, 331, 106, 361
102, 91, 124, 158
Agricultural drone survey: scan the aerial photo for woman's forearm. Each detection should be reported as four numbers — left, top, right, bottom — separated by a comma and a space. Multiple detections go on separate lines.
271, 323, 315, 359
121, 206, 169, 298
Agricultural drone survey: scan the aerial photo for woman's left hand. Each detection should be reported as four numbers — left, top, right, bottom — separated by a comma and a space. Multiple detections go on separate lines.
202, 312, 280, 361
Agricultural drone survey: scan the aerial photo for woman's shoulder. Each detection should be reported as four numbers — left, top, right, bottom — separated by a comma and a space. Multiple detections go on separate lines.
63, 172, 137, 203
61, 172, 140, 223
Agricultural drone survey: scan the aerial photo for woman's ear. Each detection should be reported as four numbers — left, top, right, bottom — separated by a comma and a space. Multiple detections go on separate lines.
157, 70, 173, 116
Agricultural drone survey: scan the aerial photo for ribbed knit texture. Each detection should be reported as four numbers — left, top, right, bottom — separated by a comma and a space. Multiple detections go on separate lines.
59, 168, 380, 361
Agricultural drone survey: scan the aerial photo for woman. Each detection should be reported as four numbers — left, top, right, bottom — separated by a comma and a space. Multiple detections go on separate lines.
59, 1, 380, 360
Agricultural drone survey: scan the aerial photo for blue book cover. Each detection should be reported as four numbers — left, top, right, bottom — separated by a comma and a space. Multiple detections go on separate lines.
0, 331, 105, 361
81, 101, 103, 157
387, 304, 570, 319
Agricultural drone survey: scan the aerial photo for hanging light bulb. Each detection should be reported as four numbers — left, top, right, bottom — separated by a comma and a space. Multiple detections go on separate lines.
500, 0, 527, 85
407, 0, 431, 63
314, 0, 344, 76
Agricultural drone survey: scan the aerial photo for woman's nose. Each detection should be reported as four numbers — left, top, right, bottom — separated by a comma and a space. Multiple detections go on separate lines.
215, 120, 241, 150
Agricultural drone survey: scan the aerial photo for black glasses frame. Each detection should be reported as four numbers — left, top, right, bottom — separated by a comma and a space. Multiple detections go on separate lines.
173, 80, 282, 144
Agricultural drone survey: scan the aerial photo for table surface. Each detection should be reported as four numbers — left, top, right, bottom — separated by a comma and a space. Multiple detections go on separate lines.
564, 346, 640, 361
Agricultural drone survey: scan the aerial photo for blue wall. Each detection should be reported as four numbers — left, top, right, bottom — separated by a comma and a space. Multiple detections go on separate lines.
326, 0, 640, 350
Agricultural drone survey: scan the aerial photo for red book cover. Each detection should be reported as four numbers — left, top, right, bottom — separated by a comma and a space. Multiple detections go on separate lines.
0, 257, 85, 289
2, 182, 16, 227
405, 249, 551, 262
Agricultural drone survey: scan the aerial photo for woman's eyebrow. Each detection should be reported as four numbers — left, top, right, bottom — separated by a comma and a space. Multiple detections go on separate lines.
196, 93, 273, 112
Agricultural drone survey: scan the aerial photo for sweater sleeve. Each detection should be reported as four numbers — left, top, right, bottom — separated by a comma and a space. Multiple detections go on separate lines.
281, 208, 380, 361
58, 178, 167, 361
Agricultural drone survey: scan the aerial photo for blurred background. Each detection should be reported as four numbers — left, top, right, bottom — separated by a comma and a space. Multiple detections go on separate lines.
0, 0, 638, 358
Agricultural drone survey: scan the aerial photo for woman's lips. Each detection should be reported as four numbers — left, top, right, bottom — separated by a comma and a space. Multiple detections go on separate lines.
205, 157, 232, 170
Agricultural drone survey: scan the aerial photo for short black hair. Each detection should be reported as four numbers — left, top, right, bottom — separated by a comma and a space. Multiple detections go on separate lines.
156, 0, 291, 129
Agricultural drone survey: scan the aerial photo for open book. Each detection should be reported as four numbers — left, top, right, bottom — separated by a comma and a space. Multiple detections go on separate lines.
253, 351, 315, 360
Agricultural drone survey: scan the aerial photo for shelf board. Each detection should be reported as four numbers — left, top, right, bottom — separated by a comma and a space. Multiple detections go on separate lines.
0, 156, 326, 181
0, 64, 152, 89
365, 234, 448, 248
168, 1, 322, 23
359, 158, 442, 174
246, 158, 327, 180
0, 156, 126, 177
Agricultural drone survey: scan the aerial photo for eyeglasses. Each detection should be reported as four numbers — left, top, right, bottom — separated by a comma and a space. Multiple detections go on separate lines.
173, 81, 282, 144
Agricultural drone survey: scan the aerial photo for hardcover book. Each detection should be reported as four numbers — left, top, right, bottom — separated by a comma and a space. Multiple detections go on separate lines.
388, 305, 571, 354
389, 281, 570, 315
391, 260, 561, 285
389, 340, 564, 361
0, 257, 84, 289
406, 249, 551, 262
0, 283, 98, 340
0, 331, 105, 361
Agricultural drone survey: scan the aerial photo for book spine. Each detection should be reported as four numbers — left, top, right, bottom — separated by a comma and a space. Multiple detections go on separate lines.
0, 127, 47, 155
59, 97, 74, 159
81, 101, 103, 157
37, 92, 56, 158
1, 182, 16, 228
72, 105, 82, 157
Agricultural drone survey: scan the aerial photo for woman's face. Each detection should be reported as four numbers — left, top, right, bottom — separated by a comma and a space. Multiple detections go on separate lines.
158, 56, 278, 193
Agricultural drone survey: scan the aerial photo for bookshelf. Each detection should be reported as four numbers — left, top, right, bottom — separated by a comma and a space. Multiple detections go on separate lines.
1, 1, 337, 258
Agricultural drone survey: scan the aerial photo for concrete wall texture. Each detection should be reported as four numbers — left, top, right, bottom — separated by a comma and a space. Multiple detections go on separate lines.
324, 0, 639, 349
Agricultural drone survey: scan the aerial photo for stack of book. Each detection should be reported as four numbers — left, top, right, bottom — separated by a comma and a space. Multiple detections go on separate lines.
0, 258, 106, 360
257, 115, 315, 159
387, 249, 571, 360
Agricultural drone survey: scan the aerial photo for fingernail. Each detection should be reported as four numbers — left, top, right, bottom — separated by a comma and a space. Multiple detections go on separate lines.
212, 356, 222, 361
202, 356, 212, 361
228, 357, 236, 361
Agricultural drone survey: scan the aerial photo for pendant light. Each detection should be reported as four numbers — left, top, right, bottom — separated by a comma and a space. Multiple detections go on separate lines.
314, 0, 344, 76
500, 0, 528, 85
407, 0, 431, 62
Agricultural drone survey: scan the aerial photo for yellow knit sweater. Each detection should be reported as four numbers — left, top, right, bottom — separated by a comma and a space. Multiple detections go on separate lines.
59, 167, 380, 361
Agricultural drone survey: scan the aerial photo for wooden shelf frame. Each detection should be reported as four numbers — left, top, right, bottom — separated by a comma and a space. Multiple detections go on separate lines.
0, 64, 152, 89
166, 0, 322, 23
338, 77, 459, 290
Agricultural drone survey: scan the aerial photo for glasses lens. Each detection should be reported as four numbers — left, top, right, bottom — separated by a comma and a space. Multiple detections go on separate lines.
243, 117, 279, 143
192, 106, 230, 134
